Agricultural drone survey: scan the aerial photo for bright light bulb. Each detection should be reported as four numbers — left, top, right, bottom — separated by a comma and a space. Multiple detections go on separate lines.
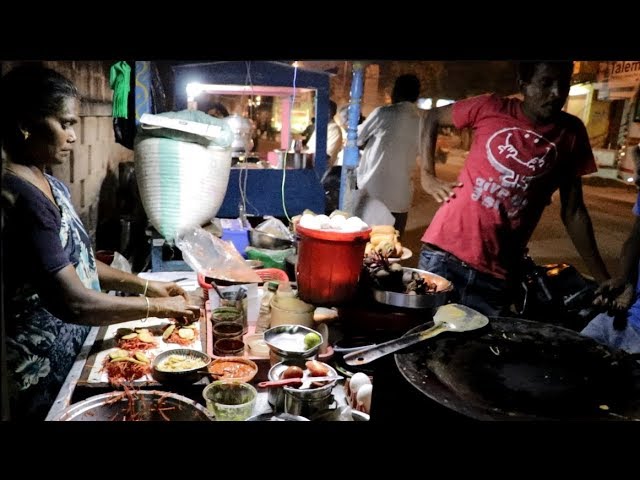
186, 82, 203, 100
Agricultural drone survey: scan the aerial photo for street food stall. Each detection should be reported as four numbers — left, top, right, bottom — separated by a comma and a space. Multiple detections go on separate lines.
45, 206, 640, 422
41, 61, 640, 423
171, 61, 331, 218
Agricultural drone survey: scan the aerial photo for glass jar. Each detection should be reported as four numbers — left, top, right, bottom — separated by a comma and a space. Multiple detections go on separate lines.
256, 281, 279, 334
213, 338, 246, 357
212, 321, 244, 343
211, 295, 247, 334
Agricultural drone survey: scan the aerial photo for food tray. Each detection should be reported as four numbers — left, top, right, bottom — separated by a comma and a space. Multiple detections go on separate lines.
81, 315, 206, 386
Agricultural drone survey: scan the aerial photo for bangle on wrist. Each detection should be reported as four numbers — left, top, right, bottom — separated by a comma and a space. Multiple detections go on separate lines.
143, 279, 149, 296
143, 296, 150, 322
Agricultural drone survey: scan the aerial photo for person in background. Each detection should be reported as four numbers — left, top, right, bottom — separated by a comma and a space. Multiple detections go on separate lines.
321, 104, 366, 214
582, 143, 640, 353
306, 100, 343, 213
356, 74, 422, 236
307, 100, 343, 168
207, 102, 229, 119
418, 61, 610, 317
1, 65, 200, 421
301, 117, 315, 147
335, 103, 366, 168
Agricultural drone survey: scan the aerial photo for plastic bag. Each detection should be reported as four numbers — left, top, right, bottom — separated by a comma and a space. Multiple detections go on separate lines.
175, 227, 261, 283
139, 110, 233, 148
255, 216, 294, 241
110, 251, 132, 273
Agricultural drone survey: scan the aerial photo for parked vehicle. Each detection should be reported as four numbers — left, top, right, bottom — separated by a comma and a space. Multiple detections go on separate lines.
514, 255, 599, 332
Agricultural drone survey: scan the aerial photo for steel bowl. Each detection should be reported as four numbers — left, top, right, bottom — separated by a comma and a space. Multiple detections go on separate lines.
264, 324, 323, 359
52, 390, 214, 421
267, 360, 338, 413
249, 229, 295, 250
151, 348, 212, 385
372, 268, 452, 309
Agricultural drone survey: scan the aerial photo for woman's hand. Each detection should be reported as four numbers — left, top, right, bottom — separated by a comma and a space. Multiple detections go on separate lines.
146, 280, 187, 299
151, 296, 201, 321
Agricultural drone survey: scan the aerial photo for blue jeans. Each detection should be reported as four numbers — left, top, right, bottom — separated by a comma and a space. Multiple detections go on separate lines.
418, 244, 512, 317
581, 313, 640, 354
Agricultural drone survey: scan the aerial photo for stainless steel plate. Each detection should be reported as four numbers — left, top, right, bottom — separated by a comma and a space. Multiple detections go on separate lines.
372, 268, 452, 309
264, 324, 322, 358
52, 390, 214, 421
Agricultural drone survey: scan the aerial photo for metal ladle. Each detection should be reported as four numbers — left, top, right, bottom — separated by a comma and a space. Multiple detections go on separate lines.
343, 304, 489, 366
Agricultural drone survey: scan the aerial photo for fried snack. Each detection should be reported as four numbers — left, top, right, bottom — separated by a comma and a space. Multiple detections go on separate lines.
371, 225, 396, 235
366, 225, 403, 258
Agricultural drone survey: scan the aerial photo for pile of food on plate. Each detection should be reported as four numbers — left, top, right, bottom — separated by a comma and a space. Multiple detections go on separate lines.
364, 225, 403, 259
364, 252, 450, 295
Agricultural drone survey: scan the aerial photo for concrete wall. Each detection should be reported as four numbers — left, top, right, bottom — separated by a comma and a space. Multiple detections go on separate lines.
2, 60, 134, 248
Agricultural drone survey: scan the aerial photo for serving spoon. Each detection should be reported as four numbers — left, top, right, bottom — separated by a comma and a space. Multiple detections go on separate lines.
343, 304, 489, 366
257, 375, 344, 389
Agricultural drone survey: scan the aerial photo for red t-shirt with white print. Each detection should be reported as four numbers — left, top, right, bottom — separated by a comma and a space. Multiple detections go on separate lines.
421, 94, 596, 279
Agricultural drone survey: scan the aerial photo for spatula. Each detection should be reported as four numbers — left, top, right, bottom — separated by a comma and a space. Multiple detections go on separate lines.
343, 303, 489, 366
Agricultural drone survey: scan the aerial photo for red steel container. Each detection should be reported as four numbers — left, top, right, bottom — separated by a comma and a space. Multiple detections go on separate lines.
295, 225, 371, 305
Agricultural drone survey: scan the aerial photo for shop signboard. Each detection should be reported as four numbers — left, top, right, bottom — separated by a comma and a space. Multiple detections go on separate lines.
608, 61, 640, 100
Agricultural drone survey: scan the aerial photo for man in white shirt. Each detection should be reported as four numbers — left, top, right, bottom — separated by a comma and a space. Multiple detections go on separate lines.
306, 100, 343, 168
356, 74, 421, 236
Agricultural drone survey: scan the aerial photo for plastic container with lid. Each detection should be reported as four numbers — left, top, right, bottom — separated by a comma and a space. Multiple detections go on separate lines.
269, 294, 315, 328
256, 281, 279, 334
295, 224, 371, 305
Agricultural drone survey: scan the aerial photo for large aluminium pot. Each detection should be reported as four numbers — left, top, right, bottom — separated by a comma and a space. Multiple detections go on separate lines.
394, 316, 640, 421
267, 361, 337, 418
224, 114, 254, 155
51, 390, 214, 421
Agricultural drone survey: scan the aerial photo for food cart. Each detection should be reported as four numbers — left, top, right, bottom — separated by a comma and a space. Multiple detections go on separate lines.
39, 61, 640, 423
153, 61, 331, 218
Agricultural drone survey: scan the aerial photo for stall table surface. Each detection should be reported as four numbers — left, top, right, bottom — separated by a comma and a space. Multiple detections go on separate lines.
45, 271, 349, 421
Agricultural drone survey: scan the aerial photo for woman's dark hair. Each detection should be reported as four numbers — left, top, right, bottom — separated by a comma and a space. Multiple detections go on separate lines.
516, 61, 574, 83
0, 64, 79, 156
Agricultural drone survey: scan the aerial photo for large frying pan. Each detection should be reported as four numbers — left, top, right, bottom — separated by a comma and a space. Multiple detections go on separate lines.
395, 317, 640, 421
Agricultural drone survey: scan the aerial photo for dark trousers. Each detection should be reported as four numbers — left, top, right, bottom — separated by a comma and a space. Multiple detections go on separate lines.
391, 212, 408, 237
418, 243, 513, 317
321, 166, 342, 214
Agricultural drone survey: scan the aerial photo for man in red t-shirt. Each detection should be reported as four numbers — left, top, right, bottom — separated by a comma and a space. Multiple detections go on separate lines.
418, 61, 610, 316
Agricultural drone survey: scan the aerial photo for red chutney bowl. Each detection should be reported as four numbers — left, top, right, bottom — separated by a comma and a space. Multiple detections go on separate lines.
208, 357, 258, 384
